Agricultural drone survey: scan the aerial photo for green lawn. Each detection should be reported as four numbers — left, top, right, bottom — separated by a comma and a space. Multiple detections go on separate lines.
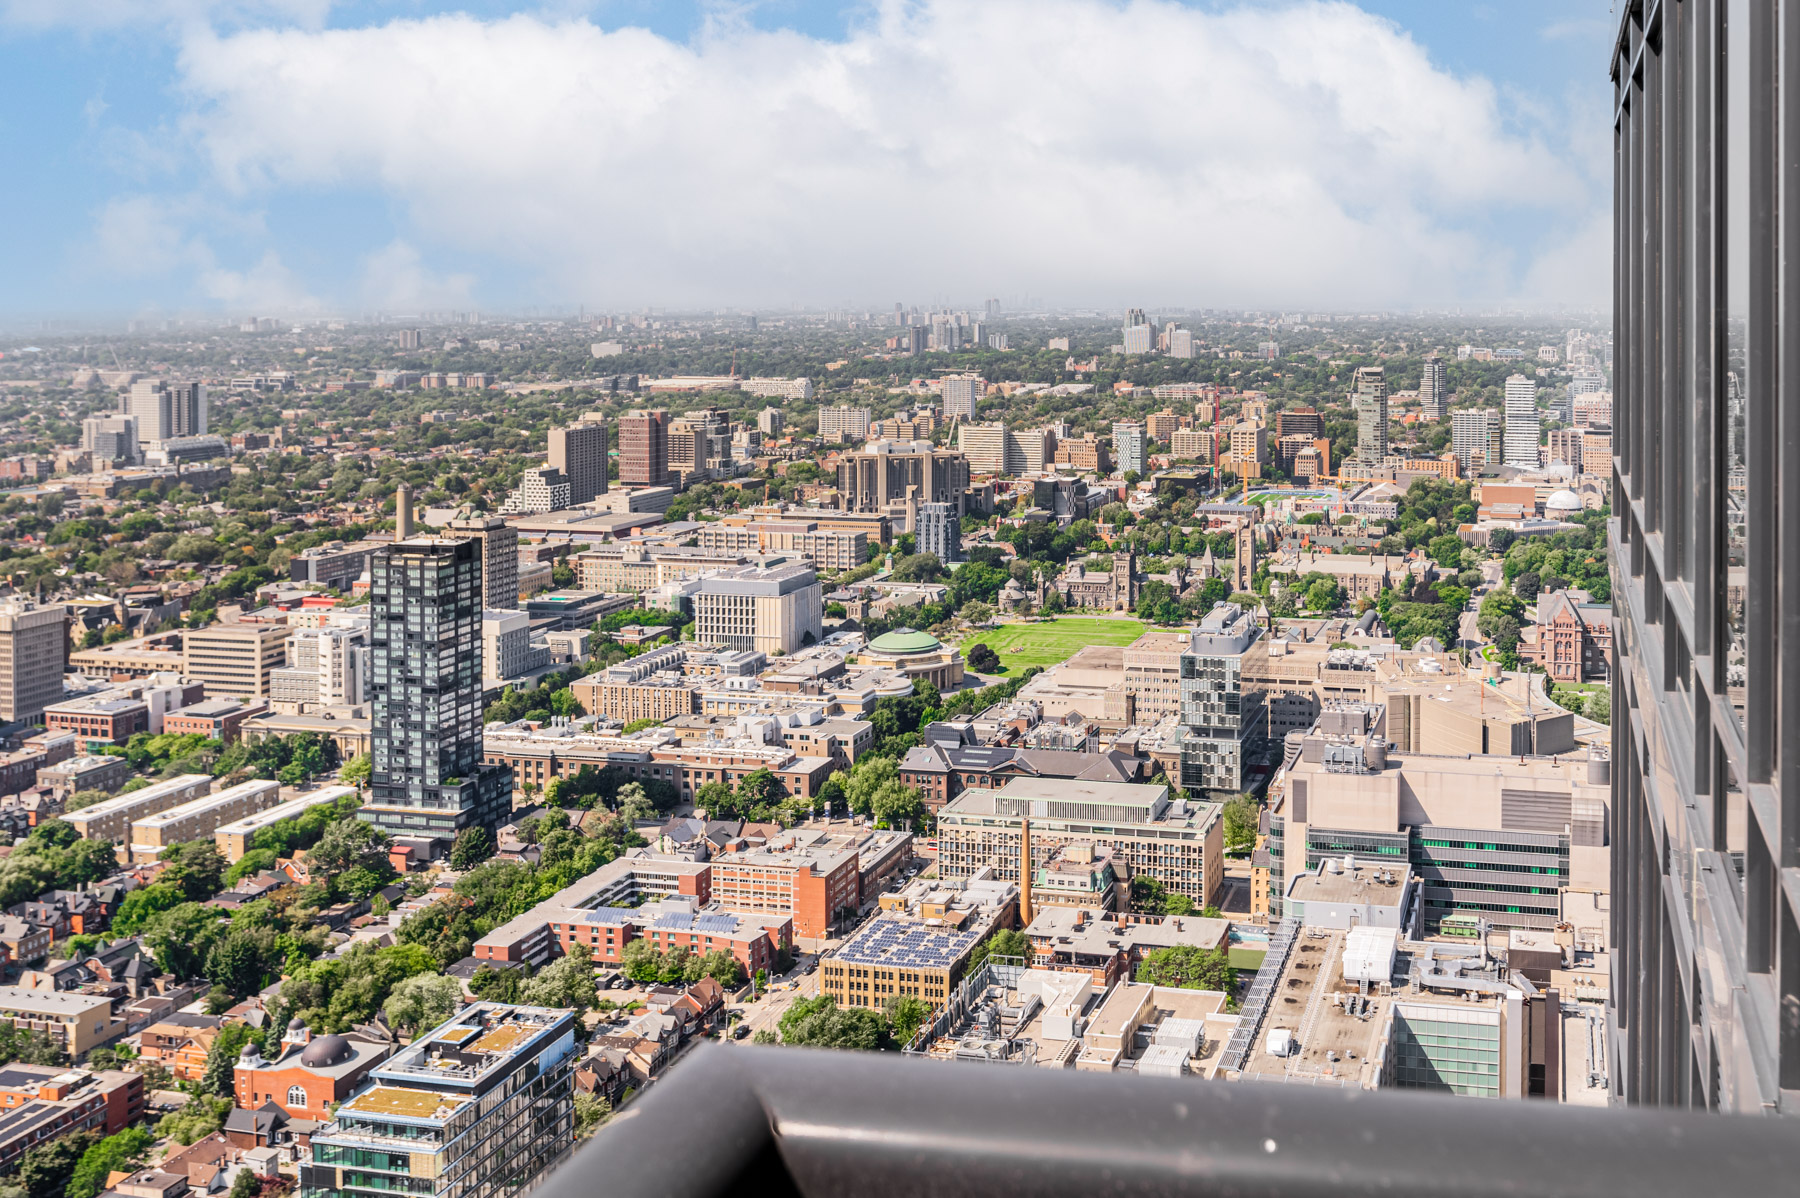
960, 617, 1150, 674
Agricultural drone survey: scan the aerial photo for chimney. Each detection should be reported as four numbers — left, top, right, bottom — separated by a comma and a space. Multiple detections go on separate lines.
395, 482, 414, 540
1019, 818, 1034, 929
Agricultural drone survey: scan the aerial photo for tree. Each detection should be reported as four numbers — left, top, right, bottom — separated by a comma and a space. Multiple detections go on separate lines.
967, 927, 1031, 973
63, 790, 110, 813
693, 780, 734, 819
470, 964, 524, 1004
141, 902, 225, 981
574, 1092, 613, 1139
777, 996, 889, 1051
228, 1169, 259, 1198
1136, 945, 1237, 994
1129, 875, 1169, 914
111, 883, 185, 936
521, 944, 597, 1013
449, 826, 493, 870
884, 994, 931, 1046
870, 781, 927, 831
340, 753, 372, 788
159, 840, 226, 901
309, 818, 396, 897
1222, 795, 1259, 854
1585, 688, 1612, 723
16, 1128, 96, 1198
63, 1126, 154, 1198
619, 939, 661, 983
383, 972, 463, 1037
843, 756, 899, 818
201, 1023, 259, 1097
1427, 533, 1466, 570
961, 601, 994, 625
156, 1095, 232, 1147
966, 643, 1001, 673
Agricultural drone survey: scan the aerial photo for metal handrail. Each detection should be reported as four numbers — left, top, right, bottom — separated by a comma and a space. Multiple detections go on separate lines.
539, 1042, 1800, 1198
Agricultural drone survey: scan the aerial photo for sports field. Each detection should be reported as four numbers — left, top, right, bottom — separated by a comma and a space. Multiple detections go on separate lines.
961, 617, 1150, 674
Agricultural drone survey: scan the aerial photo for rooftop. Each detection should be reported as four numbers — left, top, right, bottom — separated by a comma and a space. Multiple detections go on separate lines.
835, 914, 981, 972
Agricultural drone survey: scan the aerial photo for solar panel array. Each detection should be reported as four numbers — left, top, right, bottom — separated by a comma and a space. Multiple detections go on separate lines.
582, 908, 636, 925
693, 914, 740, 934
837, 916, 982, 970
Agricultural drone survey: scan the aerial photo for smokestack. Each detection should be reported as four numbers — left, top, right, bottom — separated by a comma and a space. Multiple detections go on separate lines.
1019, 818, 1033, 930
395, 483, 414, 540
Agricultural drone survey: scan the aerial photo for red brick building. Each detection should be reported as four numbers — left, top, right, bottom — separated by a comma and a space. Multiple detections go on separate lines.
42, 697, 148, 748
1519, 591, 1613, 683
232, 1021, 390, 1121
0, 1066, 144, 1172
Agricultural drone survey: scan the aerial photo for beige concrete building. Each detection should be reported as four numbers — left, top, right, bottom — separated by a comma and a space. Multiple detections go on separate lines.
692, 564, 822, 656
0, 602, 65, 725
696, 520, 868, 571
938, 778, 1224, 907
573, 544, 747, 593
182, 622, 289, 698
127, 778, 282, 862
1120, 630, 1189, 723
63, 774, 212, 848
0, 988, 124, 1057
569, 675, 697, 724
214, 785, 357, 862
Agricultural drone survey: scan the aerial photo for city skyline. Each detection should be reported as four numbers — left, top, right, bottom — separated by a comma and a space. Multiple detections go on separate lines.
0, 0, 1615, 318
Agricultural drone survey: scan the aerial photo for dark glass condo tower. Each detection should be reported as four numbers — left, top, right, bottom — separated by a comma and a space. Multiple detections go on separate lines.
1612, 0, 1797, 1112
365, 537, 510, 841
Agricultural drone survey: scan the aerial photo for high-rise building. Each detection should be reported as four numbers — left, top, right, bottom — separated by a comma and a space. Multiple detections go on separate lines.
364, 530, 510, 841
1275, 406, 1323, 440
124, 381, 204, 448
445, 515, 520, 609
836, 440, 970, 514
1450, 408, 1502, 471
1112, 421, 1147, 476
1177, 604, 1265, 796
0, 601, 65, 724
758, 407, 785, 438
182, 622, 289, 698
956, 423, 1020, 476
618, 409, 670, 487
916, 502, 962, 564
1420, 355, 1448, 420
1608, 2, 1786, 1112
1168, 328, 1195, 359
668, 409, 731, 485
1015, 426, 1056, 474
818, 405, 872, 444
547, 416, 608, 504
941, 375, 982, 421
1503, 374, 1540, 468
80, 414, 139, 466
1352, 366, 1388, 461
692, 564, 823, 656
301, 1003, 577, 1198
500, 467, 571, 514
273, 625, 368, 711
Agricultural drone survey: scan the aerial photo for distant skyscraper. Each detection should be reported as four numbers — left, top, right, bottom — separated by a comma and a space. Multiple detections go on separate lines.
81, 414, 139, 465
817, 406, 872, 444
1168, 328, 1195, 359
125, 381, 171, 445
618, 409, 669, 487
1113, 421, 1147, 476
1352, 366, 1388, 461
364, 523, 509, 842
547, 417, 607, 505
1420, 355, 1448, 420
917, 502, 962, 564
941, 375, 981, 422
956, 423, 1020, 476
757, 407, 785, 438
500, 468, 571, 515
1503, 374, 1541, 468
445, 515, 520, 610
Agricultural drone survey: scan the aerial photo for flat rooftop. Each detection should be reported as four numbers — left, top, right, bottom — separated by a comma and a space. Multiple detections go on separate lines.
1287, 866, 1408, 908
835, 914, 980, 972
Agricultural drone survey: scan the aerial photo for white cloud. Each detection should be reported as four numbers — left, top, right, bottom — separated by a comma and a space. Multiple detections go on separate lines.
199, 248, 320, 311
108, 0, 1605, 309
357, 239, 474, 312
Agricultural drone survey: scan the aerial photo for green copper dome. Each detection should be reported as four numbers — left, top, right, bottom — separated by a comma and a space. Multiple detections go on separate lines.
867, 628, 941, 655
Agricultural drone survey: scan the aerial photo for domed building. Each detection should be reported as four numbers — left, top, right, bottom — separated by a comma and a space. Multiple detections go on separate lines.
1545, 488, 1585, 518
859, 628, 965, 690
233, 1017, 391, 1120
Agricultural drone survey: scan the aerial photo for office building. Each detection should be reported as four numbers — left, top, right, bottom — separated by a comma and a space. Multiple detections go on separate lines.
742, 377, 813, 400
692, 564, 823, 657
1548, 428, 1586, 471
1122, 308, 1152, 354
1503, 374, 1540, 469
1420, 355, 1448, 419
836, 440, 970, 514
1168, 328, 1195, 359
289, 540, 383, 592
547, 416, 608, 504
1451, 408, 1503, 471
937, 777, 1224, 908
668, 408, 732, 484
1275, 406, 1323, 441
1112, 421, 1146, 476
80, 414, 139, 465
618, 409, 670, 487
182, 622, 288, 698
941, 375, 982, 421
364, 533, 510, 842
1606, 1, 1792, 1113
957, 423, 1021, 476
818, 405, 873, 444
301, 1004, 578, 1198
501, 466, 571, 514
916, 502, 961, 565
1016, 426, 1056, 474
695, 520, 867, 572
0, 601, 66, 723
1178, 605, 1266, 795
482, 609, 548, 682
1352, 366, 1388, 461
445, 514, 520, 609
272, 625, 368, 712
758, 407, 785, 438
124, 380, 205, 447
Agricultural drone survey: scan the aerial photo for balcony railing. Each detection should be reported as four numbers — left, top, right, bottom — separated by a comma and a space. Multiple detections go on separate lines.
540, 1043, 1800, 1198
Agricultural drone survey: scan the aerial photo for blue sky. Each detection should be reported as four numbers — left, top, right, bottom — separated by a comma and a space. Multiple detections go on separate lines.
0, 1, 1618, 320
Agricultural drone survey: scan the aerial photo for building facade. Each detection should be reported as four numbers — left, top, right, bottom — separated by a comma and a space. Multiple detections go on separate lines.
364, 536, 510, 842
618, 409, 670, 487
548, 417, 608, 505
182, 622, 288, 698
916, 502, 961, 564
1352, 366, 1388, 462
1503, 374, 1541, 469
445, 516, 520, 610
692, 564, 823, 656
0, 602, 66, 724
1178, 605, 1266, 795
836, 441, 969, 514
1112, 421, 1146, 476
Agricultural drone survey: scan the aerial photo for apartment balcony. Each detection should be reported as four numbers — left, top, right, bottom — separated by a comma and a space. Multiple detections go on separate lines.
541, 1043, 1798, 1198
